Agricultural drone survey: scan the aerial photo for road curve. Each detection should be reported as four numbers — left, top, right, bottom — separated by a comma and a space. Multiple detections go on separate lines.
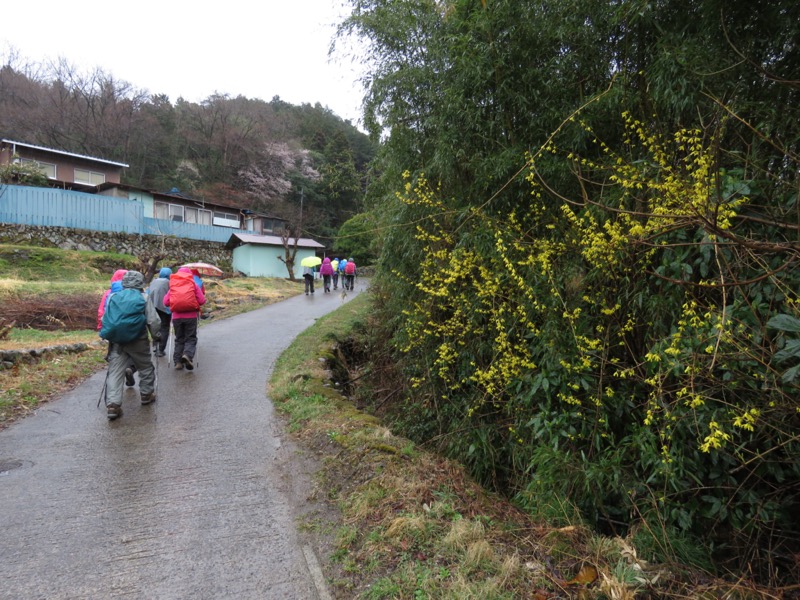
0, 282, 366, 599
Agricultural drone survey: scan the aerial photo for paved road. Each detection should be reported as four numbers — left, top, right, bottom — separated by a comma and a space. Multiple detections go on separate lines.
0, 283, 365, 599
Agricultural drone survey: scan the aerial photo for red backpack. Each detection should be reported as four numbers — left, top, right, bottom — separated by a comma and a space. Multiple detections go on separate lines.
345, 261, 356, 275
169, 271, 200, 312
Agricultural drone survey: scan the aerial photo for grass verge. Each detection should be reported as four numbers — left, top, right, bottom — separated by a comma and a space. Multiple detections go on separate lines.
271, 293, 569, 598
0, 348, 107, 423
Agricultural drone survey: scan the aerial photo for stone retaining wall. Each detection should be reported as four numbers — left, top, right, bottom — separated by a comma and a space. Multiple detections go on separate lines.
0, 342, 100, 370
0, 223, 231, 270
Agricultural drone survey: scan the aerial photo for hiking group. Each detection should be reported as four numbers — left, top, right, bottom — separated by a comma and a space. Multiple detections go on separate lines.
97, 266, 206, 420
304, 257, 357, 295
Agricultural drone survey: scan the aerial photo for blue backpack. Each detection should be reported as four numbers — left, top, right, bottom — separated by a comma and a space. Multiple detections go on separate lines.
100, 289, 147, 344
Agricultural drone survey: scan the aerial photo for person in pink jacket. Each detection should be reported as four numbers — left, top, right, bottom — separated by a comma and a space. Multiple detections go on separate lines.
97, 269, 127, 330
97, 268, 137, 386
319, 257, 335, 293
163, 267, 206, 371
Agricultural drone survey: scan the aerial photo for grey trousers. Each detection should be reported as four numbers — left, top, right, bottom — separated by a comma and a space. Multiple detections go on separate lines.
106, 338, 155, 406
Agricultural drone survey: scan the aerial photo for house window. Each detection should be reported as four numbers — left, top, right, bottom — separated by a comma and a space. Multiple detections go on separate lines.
154, 201, 186, 222
156, 202, 221, 226
185, 207, 213, 226
169, 204, 184, 222
154, 201, 169, 220
74, 168, 106, 185
213, 210, 239, 228
20, 158, 57, 179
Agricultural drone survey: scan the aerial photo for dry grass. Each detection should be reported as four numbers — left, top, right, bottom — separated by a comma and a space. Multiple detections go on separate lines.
0, 347, 107, 425
204, 277, 302, 315
443, 519, 486, 553
0, 330, 100, 351
270, 295, 556, 597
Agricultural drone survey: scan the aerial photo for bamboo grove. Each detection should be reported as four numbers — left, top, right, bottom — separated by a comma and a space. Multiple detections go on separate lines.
342, 0, 800, 584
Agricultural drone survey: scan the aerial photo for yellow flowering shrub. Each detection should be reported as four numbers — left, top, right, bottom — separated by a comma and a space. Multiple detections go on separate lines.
371, 111, 800, 571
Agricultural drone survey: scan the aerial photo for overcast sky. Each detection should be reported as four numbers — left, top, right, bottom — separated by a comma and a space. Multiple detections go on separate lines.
2, 0, 366, 127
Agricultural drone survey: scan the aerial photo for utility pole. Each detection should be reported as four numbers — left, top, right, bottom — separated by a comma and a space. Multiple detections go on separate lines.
299, 186, 304, 237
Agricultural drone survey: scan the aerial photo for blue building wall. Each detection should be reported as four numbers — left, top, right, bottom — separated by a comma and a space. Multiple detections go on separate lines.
0, 184, 235, 243
231, 244, 317, 278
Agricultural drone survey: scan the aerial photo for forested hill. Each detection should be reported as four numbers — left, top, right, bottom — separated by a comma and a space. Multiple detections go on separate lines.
0, 56, 376, 242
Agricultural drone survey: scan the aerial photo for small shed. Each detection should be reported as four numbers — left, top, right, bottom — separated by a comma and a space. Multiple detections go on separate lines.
226, 232, 325, 278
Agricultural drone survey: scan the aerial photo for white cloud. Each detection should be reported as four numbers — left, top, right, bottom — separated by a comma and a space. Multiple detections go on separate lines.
3, 0, 366, 126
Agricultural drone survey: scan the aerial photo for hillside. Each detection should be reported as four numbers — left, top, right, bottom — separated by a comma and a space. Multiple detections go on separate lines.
0, 57, 377, 242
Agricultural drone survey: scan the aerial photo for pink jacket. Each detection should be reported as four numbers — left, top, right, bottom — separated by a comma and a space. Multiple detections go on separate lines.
97, 269, 127, 330
164, 267, 206, 319
319, 257, 334, 276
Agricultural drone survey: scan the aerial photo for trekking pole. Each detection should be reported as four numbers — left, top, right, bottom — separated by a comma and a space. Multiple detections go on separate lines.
167, 322, 174, 367
97, 369, 110, 408
195, 315, 200, 369
152, 339, 159, 397
96, 343, 112, 408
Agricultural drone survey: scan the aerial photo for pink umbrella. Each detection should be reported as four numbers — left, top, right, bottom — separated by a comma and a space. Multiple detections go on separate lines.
180, 262, 223, 277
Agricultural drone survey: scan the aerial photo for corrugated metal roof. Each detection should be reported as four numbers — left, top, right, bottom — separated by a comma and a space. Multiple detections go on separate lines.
96, 182, 246, 212
227, 232, 325, 249
2, 139, 129, 168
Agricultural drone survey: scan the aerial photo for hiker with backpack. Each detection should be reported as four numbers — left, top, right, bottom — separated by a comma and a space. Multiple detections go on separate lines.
319, 257, 335, 293
147, 267, 172, 357
163, 267, 206, 371
344, 257, 357, 291
338, 258, 347, 289
331, 258, 340, 290
97, 268, 138, 387
97, 269, 127, 330
99, 270, 161, 420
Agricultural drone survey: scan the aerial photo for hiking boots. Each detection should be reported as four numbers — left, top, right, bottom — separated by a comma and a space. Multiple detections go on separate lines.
141, 392, 156, 405
156, 350, 166, 357
181, 355, 194, 371
107, 403, 122, 420
175, 362, 184, 370
125, 368, 135, 387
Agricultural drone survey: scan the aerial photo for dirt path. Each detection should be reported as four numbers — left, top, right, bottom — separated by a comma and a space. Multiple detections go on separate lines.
0, 284, 365, 599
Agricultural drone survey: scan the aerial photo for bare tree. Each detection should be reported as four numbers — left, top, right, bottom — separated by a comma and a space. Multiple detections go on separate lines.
276, 221, 304, 281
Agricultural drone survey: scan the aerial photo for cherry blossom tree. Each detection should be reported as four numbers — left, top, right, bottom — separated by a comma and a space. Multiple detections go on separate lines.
239, 141, 321, 280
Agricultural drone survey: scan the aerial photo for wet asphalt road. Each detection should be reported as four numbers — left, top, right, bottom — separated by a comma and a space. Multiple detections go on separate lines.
0, 283, 365, 599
